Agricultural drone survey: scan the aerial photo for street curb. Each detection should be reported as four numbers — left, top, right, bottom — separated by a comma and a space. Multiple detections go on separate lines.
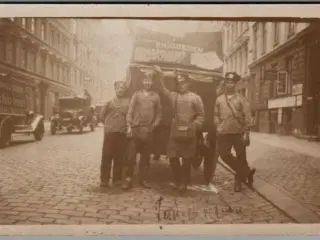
217, 160, 320, 223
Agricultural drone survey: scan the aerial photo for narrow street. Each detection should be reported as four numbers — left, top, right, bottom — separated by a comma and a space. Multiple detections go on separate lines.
0, 126, 292, 225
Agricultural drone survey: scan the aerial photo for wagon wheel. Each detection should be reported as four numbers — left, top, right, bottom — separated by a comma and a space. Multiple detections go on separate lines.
0, 117, 13, 148
34, 120, 45, 141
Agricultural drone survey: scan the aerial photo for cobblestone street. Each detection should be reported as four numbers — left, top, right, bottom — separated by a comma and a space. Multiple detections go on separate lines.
0, 127, 293, 225
248, 133, 320, 219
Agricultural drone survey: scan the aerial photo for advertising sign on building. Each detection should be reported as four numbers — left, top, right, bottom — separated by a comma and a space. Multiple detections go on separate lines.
0, 76, 27, 114
292, 83, 303, 95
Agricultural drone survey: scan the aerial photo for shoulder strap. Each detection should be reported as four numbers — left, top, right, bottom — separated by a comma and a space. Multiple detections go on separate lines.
224, 94, 245, 127
173, 93, 179, 120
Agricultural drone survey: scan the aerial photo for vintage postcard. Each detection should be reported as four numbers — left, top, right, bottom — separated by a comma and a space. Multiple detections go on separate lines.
0, 4, 319, 236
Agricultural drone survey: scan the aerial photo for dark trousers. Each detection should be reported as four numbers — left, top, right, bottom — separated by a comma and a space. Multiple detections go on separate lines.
125, 138, 151, 181
216, 133, 250, 181
100, 132, 127, 183
169, 157, 192, 186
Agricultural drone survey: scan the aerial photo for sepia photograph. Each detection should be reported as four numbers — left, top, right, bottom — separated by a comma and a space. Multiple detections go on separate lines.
0, 5, 319, 233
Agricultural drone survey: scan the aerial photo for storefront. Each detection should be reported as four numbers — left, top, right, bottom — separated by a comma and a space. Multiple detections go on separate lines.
249, 38, 306, 136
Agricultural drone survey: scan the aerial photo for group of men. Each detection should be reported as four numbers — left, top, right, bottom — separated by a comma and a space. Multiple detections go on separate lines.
99, 66, 255, 194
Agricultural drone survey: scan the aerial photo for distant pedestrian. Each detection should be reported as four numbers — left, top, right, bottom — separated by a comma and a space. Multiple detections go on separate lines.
214, 72, 255, 192
122, 71, 162, 190
156, 66, 205, 194
99, 81, 130, 188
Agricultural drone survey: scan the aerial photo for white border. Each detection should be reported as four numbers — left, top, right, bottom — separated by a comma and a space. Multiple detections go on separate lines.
0, 4, 319, 18
0, 3, 320, 236
0, 224, 320, 236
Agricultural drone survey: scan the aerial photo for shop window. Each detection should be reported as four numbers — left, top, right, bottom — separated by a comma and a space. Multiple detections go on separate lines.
276, 71, 288, 95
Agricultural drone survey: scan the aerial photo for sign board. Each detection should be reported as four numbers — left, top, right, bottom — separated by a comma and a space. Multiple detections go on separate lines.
296, 95, 303, 106
131, 28, 223, 71
268, 96, 296, 109
0, 76, 27, 114
264, 70, 278, 82
292, 83, 303, 95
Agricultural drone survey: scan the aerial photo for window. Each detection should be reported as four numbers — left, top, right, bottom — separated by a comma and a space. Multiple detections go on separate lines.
273, 22, 280, 46
57, 34, 60, 50
28, 51, 36, 72
261, 22, 267, 54
286, 57, 294, 94
48, 57, 53, 78
30, 18, 35, 33
53, 61, 56, 80
0, 35, 4, 61
51, 28, 55, 46
252, 23, 258, 60
56, 63, 60, 81
20, 47, 27, 69
5, 40, 14, 64
21, 18, 26, 28
244, 46, 248, 74
40, 22, 45, 40
40, 54, 46, 75
276, 71, 288, 95
288, 22, 296, 37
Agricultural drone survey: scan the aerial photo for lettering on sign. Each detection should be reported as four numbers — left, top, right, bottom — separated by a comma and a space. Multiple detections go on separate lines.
292, 84, 303, 95
268, 96, 296, 109
0, 77, 27, 114
134, 47, 187, 63
155, 42, 203, 53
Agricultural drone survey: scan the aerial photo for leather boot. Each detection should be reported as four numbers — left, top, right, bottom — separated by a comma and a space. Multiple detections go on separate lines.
234, 175, 242, 192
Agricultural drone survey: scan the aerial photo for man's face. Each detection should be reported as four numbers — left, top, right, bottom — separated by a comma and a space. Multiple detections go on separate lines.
225, 79, 236, 92
115, 83, 125, 97
177, 76, 189, 93
142, 77, 153, 90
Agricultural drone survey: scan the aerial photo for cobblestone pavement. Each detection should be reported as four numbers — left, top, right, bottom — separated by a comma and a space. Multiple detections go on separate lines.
0, 128, 292, 225
248, 133, 320, 218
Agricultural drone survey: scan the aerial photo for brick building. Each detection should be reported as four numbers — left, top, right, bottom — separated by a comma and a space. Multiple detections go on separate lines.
0, 18, 110, 119
248, 22, 310, 136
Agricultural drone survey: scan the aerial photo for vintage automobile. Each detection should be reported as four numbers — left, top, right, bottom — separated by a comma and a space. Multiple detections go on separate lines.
0, 75, 45, 148
125, 27, 224, 177
50, 96, 97, 134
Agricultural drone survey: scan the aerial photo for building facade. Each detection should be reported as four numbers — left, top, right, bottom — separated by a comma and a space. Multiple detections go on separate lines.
222, 21, 251, 98
0, 18, 111, 119
248, 21, 310, 136
222, 20, 319, 138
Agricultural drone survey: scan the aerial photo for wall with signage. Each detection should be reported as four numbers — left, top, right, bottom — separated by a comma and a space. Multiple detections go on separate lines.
0, 76, 28, 115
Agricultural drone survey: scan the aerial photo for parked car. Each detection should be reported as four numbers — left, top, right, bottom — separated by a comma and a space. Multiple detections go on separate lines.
50, 96, 97, 134
0, 75, 45, 148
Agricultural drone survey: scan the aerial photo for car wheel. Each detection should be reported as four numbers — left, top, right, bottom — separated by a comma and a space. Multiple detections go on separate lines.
0, 117, 13, 148
79, 121, 84, 134
51, 122, 57, 135
67, 127, 72, 133
34, 120, 45, 141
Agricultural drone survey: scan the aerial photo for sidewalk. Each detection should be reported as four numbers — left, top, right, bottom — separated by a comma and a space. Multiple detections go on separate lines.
246, 132, 320, 223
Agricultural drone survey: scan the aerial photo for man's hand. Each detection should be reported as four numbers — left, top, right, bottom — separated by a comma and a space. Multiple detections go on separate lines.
153, 65, 162, 74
